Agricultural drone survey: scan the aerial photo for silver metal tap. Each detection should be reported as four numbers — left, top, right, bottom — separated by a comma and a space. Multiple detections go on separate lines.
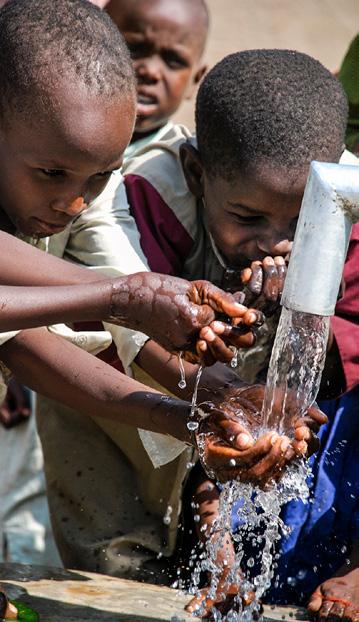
281, 161, 359, 316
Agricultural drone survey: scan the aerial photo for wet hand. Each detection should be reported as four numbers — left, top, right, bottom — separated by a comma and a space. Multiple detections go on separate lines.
308, 570, 359, 622
110, 273, 263, 365
241, 256, 287, 316
193, 385, 326, 485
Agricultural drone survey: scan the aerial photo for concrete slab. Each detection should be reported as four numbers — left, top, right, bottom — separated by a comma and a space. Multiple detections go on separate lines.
0, 564, 309, 622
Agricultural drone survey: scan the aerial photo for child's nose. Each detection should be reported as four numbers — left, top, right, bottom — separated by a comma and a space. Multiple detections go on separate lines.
136, 57, 161, 83
257, 236, 292, 257
51, 196, 87, 217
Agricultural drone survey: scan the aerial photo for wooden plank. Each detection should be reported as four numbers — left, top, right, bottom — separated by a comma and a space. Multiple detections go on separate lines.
0, 564, 308, 622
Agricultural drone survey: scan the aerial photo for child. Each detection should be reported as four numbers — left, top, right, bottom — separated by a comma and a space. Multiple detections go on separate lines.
120, 49, 359, 614
105, 0, 208, 158
35, 47, 328, 586
0, 0, 277, 570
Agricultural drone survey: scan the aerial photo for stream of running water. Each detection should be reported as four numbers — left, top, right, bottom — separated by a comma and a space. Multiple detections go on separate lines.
177, 307, 330, 620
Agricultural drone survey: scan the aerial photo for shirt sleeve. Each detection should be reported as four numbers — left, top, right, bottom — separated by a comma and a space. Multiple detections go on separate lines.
331, 223, 359, 391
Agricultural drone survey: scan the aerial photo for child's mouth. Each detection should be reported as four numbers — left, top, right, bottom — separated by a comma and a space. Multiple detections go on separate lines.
32, 217, 69, 236
137, 92, 158, 117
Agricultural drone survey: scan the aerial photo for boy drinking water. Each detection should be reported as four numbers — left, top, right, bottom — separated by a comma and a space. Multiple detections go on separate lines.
120, 50, 359, 616
0, 0, 305, 580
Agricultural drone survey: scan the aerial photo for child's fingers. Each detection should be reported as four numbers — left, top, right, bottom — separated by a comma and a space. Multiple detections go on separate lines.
305, 405, 328, 426
262, 256, 279, 301
241, 267, 252, 285
243, 436, 293, 484
247, 261, 263, 295
274, 256, 287, 295
308, 590, 324, 613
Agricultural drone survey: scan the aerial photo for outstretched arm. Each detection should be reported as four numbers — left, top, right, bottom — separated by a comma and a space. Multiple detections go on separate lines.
0, 327, 192, 442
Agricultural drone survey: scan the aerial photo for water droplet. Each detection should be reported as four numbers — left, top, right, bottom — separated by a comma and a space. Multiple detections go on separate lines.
229, 458, 237, 467
177, 351, 187, 389
297, 569, 307, 579
187, 421, 199, 432
341, 545, 347, 554
247, 557, 255, 568
193, 514, 200, 523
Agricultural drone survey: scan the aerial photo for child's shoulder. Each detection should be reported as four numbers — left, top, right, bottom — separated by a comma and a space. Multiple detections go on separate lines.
123, 123, 197, 231
123, 123, 192, 184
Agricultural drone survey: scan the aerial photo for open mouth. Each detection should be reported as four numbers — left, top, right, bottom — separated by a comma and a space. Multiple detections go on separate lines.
32, 218, 70, 236
136, 91, 159, 118
137, 92, 158, 106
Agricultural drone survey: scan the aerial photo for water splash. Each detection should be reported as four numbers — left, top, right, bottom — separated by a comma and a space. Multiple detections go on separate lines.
262, 307, 330, 434
186, 366, 204, 434
185, 307, 329, 619
188, 461, 310, 620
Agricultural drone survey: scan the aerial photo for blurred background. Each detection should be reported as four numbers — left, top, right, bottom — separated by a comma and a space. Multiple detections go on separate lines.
173, 0, 359, 129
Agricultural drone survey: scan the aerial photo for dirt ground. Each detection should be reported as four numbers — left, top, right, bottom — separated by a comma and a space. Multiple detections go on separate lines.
174, 0, 359, 130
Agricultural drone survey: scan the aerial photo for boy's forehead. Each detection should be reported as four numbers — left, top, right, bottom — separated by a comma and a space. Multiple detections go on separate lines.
4, 81, 134, 169
108, 0, 207, 55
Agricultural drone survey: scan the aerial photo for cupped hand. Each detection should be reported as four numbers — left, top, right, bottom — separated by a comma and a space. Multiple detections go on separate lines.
193, 385, 326, 485
308, 570, 359, 622
240, 256, 287, 316
110, 273, 263, 365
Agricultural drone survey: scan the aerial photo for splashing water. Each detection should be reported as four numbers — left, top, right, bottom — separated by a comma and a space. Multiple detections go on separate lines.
186, 366, 204, 434
262, 307, 330, 434
185, 307, 329, 619
188, 461, 310, 620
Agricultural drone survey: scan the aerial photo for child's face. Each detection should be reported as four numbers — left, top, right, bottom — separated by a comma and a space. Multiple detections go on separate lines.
182, 147, 307, 269
0, 84, 135, 237
203, 166, 306, 269
106, 0, 206, 135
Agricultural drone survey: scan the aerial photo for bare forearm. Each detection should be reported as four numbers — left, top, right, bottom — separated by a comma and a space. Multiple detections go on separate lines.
0, 328, 192, 443
0, 231, 105, 286
0, 282, 114, 331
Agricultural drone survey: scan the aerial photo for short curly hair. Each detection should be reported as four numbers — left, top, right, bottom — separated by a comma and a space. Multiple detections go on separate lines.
0, 0, 136, 120
196, 49, 348, 180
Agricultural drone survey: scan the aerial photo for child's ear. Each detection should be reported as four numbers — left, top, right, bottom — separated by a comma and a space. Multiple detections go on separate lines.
185, 63, 207, 100
180, 142, 204, 198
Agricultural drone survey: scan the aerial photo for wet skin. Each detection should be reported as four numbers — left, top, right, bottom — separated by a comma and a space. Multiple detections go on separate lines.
106, 0, 207, 136
0, 80, 135, 238
180, 145, 307, 269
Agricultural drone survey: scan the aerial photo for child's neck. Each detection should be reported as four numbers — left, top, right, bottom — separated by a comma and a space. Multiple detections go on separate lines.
0, 208, 16, 235
131, 122, 167, 144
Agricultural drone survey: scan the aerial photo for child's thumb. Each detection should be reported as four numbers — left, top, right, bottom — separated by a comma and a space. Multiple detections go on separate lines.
307, 590, 323, 613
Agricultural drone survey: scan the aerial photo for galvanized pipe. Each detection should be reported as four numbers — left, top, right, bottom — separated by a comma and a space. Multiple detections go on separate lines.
281, 161, 359, 316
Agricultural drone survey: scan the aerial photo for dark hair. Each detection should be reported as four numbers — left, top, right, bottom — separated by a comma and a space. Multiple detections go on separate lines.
196, 49, 348, 180
106, 0, 209, 56
0, 0, 136, 120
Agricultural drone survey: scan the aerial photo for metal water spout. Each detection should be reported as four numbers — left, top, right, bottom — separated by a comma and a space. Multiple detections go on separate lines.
281, 161, 359, 316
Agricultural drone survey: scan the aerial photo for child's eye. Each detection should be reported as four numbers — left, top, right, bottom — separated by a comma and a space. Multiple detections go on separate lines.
162, 51, 188, 70
40, 168, 65, 178
95, 170, 114, 179
233, 214, 262, 225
